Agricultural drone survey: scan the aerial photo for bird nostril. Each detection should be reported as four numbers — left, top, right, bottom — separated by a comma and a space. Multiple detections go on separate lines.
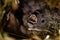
42, 14, 44, 17
30, 18, 36, 22
28, 14, 37, 23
